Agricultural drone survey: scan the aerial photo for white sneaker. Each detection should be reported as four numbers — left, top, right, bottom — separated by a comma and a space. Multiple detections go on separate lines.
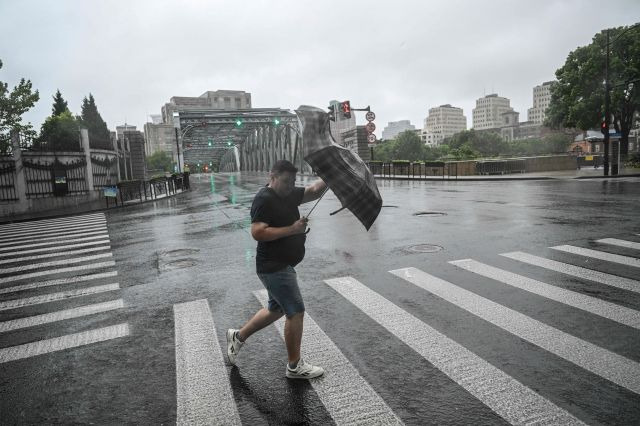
226, 329, 244, 365
286, 359, 324, 379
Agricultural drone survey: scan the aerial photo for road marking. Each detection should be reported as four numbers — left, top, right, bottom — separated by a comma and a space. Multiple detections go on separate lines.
0, 299, 124, 333
552, 245, 640, 268
0, 235, 110, 253
0, 245, 111, 266
0, 261, 116, 284
173, 299, 241, 426
596, 238, 640, 251
389, 267, 640, 395
0, 271, 118, 295
0, 213, 105, 231
0, 217, 106, 236
325, 276, 584, 425
0, 230, 108, 248
0, 223, 107, 241
0, 283, 119, 311
0, 239, 111, 258
450, 259, 640, 329
254, 290, 403, 425
500, 251, 640, 294
0, 253, 113, 274
0, 323, 129, 363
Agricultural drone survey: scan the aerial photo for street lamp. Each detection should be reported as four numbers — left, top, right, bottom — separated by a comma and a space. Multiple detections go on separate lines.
603, 22, 640, 176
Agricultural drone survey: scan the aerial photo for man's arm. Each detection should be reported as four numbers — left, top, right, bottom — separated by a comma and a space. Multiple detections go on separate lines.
251, 219, 308, 242
301, 179, 327, 204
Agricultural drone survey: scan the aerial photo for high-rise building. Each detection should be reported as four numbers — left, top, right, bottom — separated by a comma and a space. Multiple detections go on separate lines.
421, 105, 467, 146
527, 81, 555, 124
161, 90, 252, 125
122, 130, 146, 180
472, 94, 516, 130
381, 120, 416, 140
328, 100, 356, 147
144, 122, 177, 158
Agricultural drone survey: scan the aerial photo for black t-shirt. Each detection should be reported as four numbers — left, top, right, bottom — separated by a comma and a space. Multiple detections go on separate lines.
251, 186, 306, 273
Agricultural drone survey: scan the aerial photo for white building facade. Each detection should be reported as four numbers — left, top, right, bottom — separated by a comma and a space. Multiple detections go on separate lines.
472, 94, 516, 130
527, 81, 554, 124
381, 120, 416, 140
421, 104, 467, 146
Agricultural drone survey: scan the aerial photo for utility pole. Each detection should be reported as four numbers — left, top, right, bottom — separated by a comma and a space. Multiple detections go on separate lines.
603, 29, 610, 176
174, 127, 182, 173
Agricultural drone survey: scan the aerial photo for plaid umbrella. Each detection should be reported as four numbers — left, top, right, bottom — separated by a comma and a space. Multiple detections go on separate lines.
296, 105, 382, 230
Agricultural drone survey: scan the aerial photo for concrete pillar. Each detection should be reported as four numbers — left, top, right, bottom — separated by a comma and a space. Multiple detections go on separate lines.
112, 132, 121, 182
11, 131, 27, 209
80, 129, 94, 191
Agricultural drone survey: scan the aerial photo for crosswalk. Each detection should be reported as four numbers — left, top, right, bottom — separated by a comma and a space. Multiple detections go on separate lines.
175, 234, 640, 425
0, 213, 128, 364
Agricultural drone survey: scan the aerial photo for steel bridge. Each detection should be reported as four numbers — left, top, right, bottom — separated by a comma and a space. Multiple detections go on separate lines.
175, 109, 311, 173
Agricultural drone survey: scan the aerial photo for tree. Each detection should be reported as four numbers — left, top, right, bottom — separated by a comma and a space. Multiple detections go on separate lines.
79, 93, 111, 149
38, 110, 80, 151
546, 24, 640, 155
52, 89, 69, 116
0, 58, 40, 153
445, 129, 507, 157
394, 130, 424, 160
146, 150, 173, 172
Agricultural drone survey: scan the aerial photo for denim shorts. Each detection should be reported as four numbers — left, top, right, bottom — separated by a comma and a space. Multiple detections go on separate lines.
257, 265, 305, 317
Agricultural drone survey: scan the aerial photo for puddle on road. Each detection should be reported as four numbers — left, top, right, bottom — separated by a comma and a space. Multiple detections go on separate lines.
160, 249, 201, 257
160, 259, 198, 271
157, 248, 200, 272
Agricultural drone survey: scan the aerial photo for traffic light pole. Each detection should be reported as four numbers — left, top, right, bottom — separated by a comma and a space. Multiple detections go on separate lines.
603, 29, 610, 176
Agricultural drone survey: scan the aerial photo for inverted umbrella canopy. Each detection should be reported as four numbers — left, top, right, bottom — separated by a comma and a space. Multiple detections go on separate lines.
295, 105, 382, 230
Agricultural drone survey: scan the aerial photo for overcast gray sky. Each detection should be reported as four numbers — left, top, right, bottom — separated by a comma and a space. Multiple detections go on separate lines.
1, 0, 639, 137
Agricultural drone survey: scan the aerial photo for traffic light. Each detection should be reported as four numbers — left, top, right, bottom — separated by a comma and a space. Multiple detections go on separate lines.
601, 119, 607, 135
227, 141, 232, 146
274, 118, 280, 126
208, 138, 212, 147
235, 119, 243, 127
340, 101, 351, 119
328, 104, 336, 121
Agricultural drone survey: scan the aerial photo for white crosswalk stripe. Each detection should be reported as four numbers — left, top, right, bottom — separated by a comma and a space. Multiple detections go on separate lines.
552, 245, 640, 268
0, 218, 107, 237
0, 271, 118, 295
254, 289, 404, 425
500, 251, 640, 294
0, 283, 120, 311
0, 300, 124, 333
0, 261, 116, 284
0, 253, 113, 274
0, 213, 105, 232
0, 224, 107, 243
325, 276, 584, 425
450, 258, 640, 329
0, 235, 110, 253
0, 230, 108, 248
596, 238, 640, 250
0, 239, 110, 258
173, 299, 241, 426
390, 267, 640, 395
0, 245, 111, 266
0, 323, 129, 363
0, 223, 107, 241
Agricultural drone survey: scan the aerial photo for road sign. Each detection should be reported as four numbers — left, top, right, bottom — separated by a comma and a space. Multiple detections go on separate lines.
365, 122, 376, 133
365, 111, 376, 122
367, 133, 377, 144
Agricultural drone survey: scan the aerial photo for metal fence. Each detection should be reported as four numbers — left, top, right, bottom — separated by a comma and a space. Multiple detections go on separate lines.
476, 160, 526, 175
23, 159, 88, 198
0, 160, 17, 201
91, 156, 119, 189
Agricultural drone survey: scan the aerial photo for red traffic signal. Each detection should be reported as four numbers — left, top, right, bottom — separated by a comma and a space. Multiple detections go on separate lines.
340, 101, 351, 119
601, 119, 607, 135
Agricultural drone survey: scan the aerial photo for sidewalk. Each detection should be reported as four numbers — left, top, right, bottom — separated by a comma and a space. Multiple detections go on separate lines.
374, 166, 640, 181
0, 188, 187, 225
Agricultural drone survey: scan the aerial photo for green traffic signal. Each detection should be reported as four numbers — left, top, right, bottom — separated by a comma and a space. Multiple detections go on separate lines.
235, 119, 242, 127
274, 118, 280, 126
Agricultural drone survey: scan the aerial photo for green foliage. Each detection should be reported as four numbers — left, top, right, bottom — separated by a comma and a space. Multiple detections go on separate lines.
146, 150, 173, 172
394, 130, 424, 160
0, 58, 40, 153
546, 24, 640, 143
36, 110, 80, 151
445, 129, 509, 157
52, 89, 68, 116
79, 93, 111, 149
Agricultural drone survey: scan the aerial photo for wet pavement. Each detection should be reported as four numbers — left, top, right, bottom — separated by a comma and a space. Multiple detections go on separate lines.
1, 172, 639, 424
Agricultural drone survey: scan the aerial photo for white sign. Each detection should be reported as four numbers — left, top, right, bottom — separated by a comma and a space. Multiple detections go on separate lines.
367, 133, 377, 143
365, 111, 376, 122
365, 122, 376, 133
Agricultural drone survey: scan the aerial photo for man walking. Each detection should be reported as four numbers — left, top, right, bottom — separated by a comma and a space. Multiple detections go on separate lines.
227, 160, 327, 379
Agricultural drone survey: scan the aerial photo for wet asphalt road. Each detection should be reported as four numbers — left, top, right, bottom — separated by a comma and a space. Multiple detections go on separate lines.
1, 173, 640, 425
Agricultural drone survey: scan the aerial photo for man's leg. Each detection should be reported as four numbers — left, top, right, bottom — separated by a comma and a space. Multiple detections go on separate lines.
238, 308, 283, 341
284, 312, 304, 364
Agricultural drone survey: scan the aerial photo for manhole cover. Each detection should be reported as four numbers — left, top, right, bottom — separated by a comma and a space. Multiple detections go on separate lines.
162, 259, 197, 270
161, 249, 200, 257
413, 211, 447, 217
382, 205, 399, 208
407, 244, 443, 253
